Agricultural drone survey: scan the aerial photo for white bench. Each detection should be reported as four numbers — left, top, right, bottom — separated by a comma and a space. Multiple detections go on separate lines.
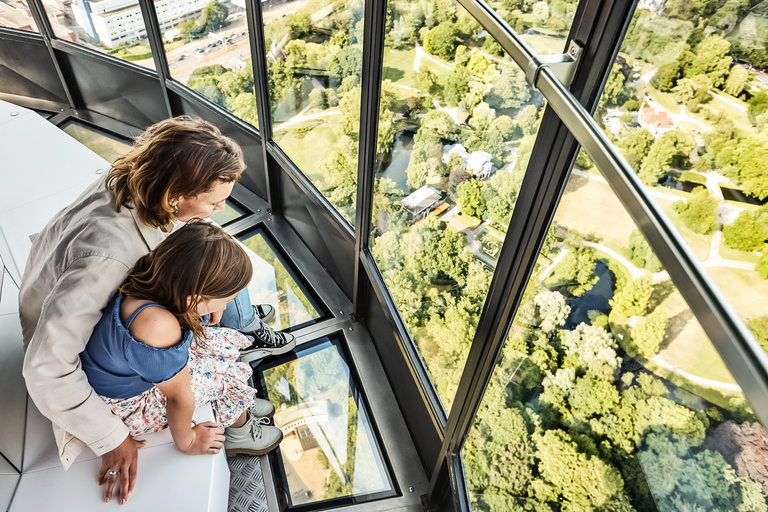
0, 100, 229, 512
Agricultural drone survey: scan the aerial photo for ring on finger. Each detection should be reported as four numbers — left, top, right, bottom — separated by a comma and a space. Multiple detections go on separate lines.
108, 470, 117, 476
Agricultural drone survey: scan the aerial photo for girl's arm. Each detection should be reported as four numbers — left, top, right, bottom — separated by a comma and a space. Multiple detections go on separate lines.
154, 369, 224, 455
130, 306, 225, 455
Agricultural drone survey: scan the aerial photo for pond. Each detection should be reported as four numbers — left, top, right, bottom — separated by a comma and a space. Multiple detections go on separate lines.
719, 186, 768, 205
561, 261, 615, 329
657, 176, 704, 193
375, 130, 415, 192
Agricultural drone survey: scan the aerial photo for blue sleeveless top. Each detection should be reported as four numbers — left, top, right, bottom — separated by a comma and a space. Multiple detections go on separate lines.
81, 293, 192, 399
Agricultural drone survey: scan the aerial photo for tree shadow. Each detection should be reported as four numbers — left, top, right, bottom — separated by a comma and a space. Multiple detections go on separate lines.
562, 170, 589, 194
647, 280, 675, 311
382, 66, 405, 82
659, 309, 694, 351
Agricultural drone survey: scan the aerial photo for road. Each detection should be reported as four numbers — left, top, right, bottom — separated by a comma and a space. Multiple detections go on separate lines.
134, 0, 309, 83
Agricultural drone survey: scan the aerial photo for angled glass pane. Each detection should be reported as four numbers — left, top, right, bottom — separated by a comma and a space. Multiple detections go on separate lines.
255, 337, 395, 508
42, 0, 155, 69
60, 120, 131, 163
484, 0, 578, 55
162, 1, 257, 127
594, 3, 768, 370
370, 0, 544, 414
0, 0, 38, 32
462, 152, 768, 511
264, 0, 363, 224
238, 228, 324, 331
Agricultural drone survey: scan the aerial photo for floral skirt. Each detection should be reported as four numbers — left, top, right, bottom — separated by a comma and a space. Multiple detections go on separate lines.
101, 327, 256, 435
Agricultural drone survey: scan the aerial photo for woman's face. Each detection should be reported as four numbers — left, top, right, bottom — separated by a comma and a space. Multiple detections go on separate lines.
174, 180, 234, 221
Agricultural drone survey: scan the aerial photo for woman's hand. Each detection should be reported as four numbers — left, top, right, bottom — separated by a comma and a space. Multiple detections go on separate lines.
182, 422, 226, 455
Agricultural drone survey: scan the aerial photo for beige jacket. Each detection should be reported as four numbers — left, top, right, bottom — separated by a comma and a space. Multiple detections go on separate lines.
19, 177, 167, 469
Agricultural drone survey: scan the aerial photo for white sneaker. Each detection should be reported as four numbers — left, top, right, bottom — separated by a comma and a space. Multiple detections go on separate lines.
225, 415, 283, 457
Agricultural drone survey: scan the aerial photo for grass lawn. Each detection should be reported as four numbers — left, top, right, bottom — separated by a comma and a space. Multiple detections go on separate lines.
707, 93, 753, 133
706, 267, 768, 326
553, 173, 636, 250
646, 84, 680, 113
718, 243, 760, 264
273, 120, 339, 185
658, 201, 711, 262
453, 213, 482, 229
648, 281, 736, 384
383, 47, 418, 88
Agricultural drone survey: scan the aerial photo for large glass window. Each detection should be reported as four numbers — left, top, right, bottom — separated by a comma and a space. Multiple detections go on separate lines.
370, 0, 544, 413
238, 228, 325, 331
41, 0, 155, 69
588, 2, 768, 373
462, 155, 768, 511
255, 336, 395, 508
264, 0, 364, 224
0, 0, 38, 32
161, 0, 258, 127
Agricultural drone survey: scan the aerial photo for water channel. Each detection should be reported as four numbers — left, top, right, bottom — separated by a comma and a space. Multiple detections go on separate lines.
546, 261, 616, 329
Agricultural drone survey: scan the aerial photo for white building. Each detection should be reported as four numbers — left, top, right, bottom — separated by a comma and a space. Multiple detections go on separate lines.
442, 144, 495, 180
73, 0, 209, 48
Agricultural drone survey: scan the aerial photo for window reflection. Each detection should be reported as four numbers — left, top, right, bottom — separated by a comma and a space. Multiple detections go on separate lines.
463, 153, 768, 511
370, 0, 543, 413
265, 0, 364, 224
0, 0, 37, 32
238, 228, 323, 331
60, 119, 131, 163
256, 337, 394, 508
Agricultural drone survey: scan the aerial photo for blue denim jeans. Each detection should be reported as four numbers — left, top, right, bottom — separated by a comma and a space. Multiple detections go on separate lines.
219, 287, 257, 330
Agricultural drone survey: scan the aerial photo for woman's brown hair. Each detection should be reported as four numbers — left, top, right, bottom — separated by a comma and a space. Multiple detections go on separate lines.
120, 220, 253, 340
106, 116, 245, 228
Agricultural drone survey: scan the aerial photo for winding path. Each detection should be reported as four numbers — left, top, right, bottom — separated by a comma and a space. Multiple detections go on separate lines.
652, 355, 741, 392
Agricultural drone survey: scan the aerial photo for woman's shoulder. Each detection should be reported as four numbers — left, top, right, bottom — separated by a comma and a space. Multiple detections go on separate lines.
121, 298, 183, 349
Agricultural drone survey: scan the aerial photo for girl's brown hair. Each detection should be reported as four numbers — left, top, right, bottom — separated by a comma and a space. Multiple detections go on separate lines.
106, 116, 245, 228
120, 220, 253, 340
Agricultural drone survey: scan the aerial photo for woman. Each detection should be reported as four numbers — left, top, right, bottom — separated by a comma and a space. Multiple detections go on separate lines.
19, 116, 292, 505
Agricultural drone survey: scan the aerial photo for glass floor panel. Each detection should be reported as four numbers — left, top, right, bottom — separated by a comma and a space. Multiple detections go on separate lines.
256, 336, 395, 509
238, 228, 324, 331
60, 120, 131, 164
211, 198, 249, 227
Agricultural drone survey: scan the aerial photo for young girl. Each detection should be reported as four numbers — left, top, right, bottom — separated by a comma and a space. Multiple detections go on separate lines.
80, 220, 283, 458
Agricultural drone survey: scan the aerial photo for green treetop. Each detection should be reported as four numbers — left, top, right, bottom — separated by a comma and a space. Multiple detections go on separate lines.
672, 188, 719, 234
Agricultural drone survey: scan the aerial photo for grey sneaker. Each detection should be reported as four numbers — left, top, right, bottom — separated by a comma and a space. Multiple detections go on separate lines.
240, 325, 296, 364
225, 416, 283, 457
253, 304, 275, 324
250, 397, 275, 419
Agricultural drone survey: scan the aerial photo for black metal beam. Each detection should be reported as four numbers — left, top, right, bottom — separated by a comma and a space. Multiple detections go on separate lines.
24, 0, 77, 109
352, 0, 388, 320
136, 0, 175, 117
246, 0, 278, 212
425, 0, 639, 507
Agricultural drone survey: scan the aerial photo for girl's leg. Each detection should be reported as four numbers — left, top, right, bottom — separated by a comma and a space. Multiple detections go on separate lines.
101, 389, 170, 436
188, 328, 258, 427
218, 288, 257, 330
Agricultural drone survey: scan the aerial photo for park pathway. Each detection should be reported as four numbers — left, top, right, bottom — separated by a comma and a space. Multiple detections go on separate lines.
652, 355, 741, 392
414, 46, 454, 72
273, 106, 342, 131
538, 248, 569, 282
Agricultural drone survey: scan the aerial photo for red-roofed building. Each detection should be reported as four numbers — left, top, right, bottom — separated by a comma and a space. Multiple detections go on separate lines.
638, 107, 676, 138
